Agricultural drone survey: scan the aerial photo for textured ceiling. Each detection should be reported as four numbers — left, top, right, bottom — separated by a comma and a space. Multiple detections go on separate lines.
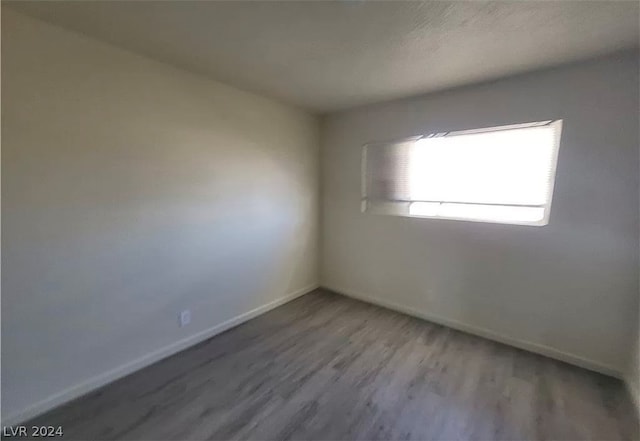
6, 1, 640, 113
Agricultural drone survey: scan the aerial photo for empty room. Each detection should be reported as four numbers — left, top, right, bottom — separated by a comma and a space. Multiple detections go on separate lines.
2, 1, 639, 440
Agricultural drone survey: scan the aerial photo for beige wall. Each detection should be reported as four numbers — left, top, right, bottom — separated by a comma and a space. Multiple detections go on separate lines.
2, 9, 319, 423
321, 52, 639, 376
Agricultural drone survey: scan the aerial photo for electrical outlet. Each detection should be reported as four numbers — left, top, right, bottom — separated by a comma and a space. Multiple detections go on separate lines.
179, 309, 191, 327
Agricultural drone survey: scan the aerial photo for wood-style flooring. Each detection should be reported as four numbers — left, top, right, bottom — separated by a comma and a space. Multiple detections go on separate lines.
24, 289, 639, 440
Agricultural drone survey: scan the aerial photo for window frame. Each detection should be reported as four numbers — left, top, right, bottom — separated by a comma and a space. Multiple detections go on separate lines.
361, 120, 563, 227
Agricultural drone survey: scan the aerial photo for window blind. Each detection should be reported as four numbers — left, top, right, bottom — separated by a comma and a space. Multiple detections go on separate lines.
362, 120, 562, 225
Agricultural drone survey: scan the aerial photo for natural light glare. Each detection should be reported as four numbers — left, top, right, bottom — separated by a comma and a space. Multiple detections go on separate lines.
409, 202, 546, 223
409, 125, 556, 205
363, 121, 561, 225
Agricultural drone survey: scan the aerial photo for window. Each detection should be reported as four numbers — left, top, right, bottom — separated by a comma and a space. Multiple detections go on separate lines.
362, 120, 562, 226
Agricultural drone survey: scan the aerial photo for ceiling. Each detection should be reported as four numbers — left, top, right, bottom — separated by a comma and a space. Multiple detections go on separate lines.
7, 1, 640, 113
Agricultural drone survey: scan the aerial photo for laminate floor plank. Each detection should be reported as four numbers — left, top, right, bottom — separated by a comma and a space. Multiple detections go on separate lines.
22, 289, 639, 440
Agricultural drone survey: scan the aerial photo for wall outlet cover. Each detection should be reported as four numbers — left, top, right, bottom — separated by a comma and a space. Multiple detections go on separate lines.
179, 310, 191, 327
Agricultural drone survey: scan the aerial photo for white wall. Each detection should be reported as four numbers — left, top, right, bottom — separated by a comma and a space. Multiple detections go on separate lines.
628, 305, 640, 414
626, 134, 640, 413
321, 52, 639, 377
2, 9, 319, 423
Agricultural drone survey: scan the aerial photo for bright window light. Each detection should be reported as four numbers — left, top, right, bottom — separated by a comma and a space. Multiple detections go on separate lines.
362, 121, 562, 225
409, 202, 546, 223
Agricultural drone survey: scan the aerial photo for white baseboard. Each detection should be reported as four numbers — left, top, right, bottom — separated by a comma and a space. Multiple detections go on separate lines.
1, 284, 318, 427
323, 284, 622, 379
